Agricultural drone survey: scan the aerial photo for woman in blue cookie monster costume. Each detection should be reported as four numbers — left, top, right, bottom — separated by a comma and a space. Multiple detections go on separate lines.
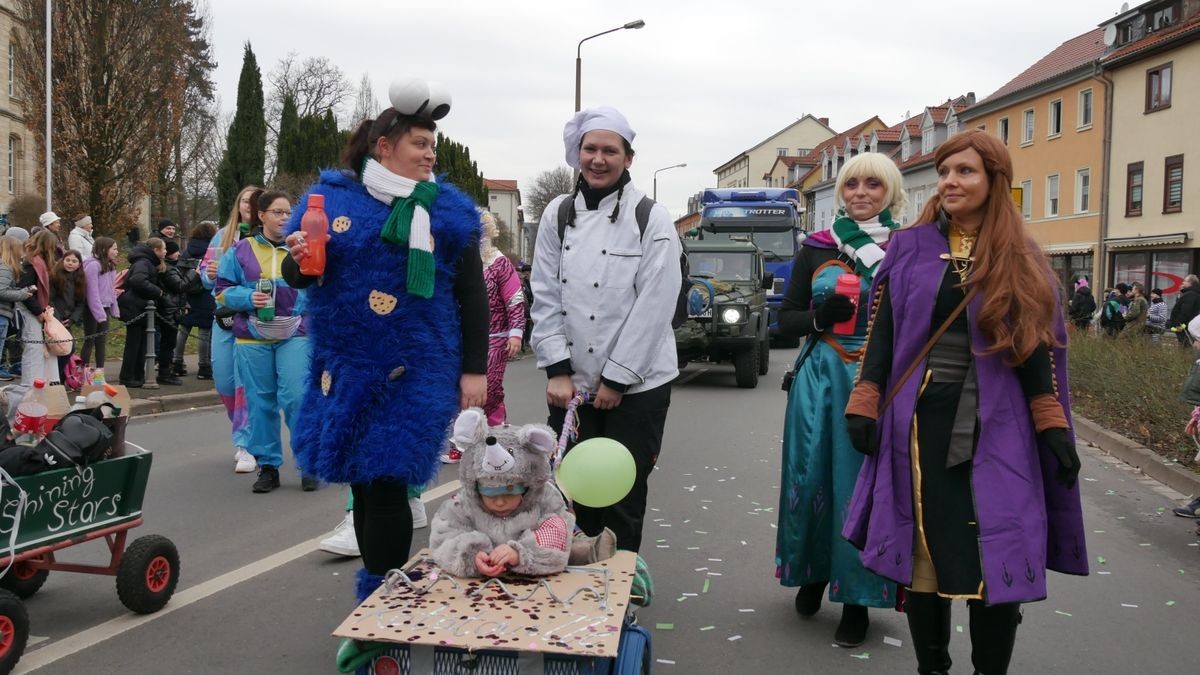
282, 79, 489, 596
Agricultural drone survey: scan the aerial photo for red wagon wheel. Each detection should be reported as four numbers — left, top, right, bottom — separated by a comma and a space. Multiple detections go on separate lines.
116, 535, 180, 615
0, 561, 50, 600
0, 589, 29, 674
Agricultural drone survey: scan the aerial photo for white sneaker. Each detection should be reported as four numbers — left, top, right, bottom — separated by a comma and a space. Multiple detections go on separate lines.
234, 448, 256, 473
410, 497, 428, 529
318, 514, 360, 557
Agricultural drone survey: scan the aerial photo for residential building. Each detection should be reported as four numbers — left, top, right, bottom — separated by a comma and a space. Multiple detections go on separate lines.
485, 178, 524, 258
888, 96, 976, 227
713, 115, 835, 189
1100, 0, 1200, 301
960, 28, 1106, 291
791, 117, 888, 231
0, 1, 35, 224
763, 155, 817, 189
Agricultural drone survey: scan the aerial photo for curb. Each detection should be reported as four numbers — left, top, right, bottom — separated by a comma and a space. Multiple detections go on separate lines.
1075, 414, 1200, 498
128, 390, 223, 417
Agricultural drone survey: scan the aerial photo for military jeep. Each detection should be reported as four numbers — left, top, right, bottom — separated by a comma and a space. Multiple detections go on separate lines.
674, 241, 773, 388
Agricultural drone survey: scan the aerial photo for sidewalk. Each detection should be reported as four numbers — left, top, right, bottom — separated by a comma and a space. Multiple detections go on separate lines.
105, 352, 222, 416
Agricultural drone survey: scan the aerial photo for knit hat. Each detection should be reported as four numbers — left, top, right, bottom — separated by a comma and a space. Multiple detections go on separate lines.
5, 226, 29, 242
157, 218, 175, 233
1115, 283, 1130, 294
563, 106, 635, 170
74, 215, 93, 229
38, 211, 60, 228
164, 240, 181, 256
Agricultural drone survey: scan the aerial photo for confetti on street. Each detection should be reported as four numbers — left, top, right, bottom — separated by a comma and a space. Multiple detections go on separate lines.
656, 623, 675, 630
1055, 610, 1073, 617
1121, 603, 1138, 608
700, 626, 715, 631
728, 635, 742, 642
657, 659, 676, 665
850, 653, 870, 660
883, 637, 903, 647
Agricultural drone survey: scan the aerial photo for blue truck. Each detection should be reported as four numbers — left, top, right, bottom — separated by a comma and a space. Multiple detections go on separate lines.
694, 188, 803, 345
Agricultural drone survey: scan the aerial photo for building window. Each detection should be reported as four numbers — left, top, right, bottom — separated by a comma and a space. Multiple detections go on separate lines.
1078, 88, 1093, 128
1146, 62, 1172, 112
1048, 99, 1062, 137
1022, 108, 1034, 144
913, 189, 925, 220
1020, 180, 1032, 219
921, 130, 933, 155
777, 147, 787, 156
1164, 154, 1184, 213
1152, 6, 1175, 29
1076, 168, 1090, 213
901, 138, 911, 161
948, 119, 959, 136
998, 117, 1009, 145
7, 44, 12, 97
6, 136, 12, 194
1046, 174, 1060, 216
1120, 23, 1134, 46
1126, 161, 1144, 216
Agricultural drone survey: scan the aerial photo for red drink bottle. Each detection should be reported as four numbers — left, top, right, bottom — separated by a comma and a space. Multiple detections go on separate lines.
833, 273, 861, 336
299, 193, 328, 276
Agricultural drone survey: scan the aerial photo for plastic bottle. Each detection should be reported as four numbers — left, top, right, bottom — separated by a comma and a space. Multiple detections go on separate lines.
256, 278, 275, 322
69, 396, 88, 413
90, 368, 106, 386
85, 384, 122, 418
832, 273, 862, 336
298, 193, 328, 276
13, 379, 49, 446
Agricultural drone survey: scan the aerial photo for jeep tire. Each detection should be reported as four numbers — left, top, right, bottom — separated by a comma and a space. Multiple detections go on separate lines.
733, 346, 759, 388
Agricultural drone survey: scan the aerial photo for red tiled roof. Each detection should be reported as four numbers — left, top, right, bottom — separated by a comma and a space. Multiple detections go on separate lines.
1102, 14, 1200, 64
484, 179, 518, 191
979, 28, 1105, 104
872, 129, 902, 142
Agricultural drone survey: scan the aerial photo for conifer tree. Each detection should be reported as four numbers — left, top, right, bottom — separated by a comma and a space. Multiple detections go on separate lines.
217, 43, 267, 212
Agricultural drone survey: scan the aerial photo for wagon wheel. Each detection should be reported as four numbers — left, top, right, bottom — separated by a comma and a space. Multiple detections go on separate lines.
116, 535, 180, 615
0, 562, 49, 600
0, 589, 29, 674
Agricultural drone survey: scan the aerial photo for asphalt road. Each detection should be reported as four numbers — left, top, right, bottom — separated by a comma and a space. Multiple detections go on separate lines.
10, 348, 1198, 674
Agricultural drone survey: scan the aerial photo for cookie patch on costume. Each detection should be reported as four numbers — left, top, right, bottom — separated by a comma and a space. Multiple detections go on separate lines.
332, 216, 352, 233
321, 370, 332, 396
368, 290, 398, 315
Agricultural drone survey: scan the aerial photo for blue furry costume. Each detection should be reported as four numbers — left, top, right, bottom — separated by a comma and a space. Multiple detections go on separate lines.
287, 169, 481, 487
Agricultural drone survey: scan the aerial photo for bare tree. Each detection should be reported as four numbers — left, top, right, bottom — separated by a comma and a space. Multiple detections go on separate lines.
347, 73, 379, 128
523, 167, 575, 222
264, 52, 351, 177
14, 0, 204, 237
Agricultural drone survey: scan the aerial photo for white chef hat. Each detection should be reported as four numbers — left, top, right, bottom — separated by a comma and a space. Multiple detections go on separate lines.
563, 106, 635, 170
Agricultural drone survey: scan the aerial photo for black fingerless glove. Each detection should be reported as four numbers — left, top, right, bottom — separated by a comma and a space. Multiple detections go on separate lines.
814, 294, 855, 329
846, 414, 878, 456
1040, 427, 1080, 488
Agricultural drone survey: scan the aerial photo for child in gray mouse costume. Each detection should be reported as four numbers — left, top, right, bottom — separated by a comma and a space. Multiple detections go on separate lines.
430, 408, 575, 577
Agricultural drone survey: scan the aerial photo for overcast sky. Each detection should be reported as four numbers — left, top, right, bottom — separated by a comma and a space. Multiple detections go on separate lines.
205, 0, 1126, 222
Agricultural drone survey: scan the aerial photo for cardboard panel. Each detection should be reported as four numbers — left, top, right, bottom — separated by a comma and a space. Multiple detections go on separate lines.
334, 549, 638, 658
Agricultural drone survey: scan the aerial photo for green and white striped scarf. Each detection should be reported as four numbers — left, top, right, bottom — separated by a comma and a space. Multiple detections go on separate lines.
830, 208, 899, 279
362, 158, 440, 299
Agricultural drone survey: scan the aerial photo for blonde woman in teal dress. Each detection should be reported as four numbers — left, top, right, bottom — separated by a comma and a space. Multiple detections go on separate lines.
775, 152, 906, 647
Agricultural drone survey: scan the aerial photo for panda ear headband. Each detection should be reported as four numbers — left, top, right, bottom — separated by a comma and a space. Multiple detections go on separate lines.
366, 78, 452, 149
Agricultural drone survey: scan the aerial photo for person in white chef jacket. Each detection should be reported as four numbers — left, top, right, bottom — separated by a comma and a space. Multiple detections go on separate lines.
531, 106, 682, 555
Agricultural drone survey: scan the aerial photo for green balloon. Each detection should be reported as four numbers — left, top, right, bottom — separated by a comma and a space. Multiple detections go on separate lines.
556, 437, 636, 508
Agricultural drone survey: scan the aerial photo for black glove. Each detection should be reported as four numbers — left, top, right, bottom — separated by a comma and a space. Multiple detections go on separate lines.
1040, 427, 1080, 488
814, 294, 856, 329
846, 414, 878, 456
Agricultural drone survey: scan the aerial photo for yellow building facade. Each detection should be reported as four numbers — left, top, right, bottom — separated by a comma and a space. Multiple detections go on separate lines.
960, 28, 1106, 290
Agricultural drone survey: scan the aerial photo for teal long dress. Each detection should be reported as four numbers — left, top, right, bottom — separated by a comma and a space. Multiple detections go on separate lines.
775, 258, 894, 608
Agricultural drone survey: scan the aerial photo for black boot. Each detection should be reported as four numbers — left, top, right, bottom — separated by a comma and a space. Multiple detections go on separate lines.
794, 581, 828, 617
834, 604, 869, 647
906, 591, 952, 675
968, 600, 1021, 675
196, 364, 213, 380
172, 360, 188, 376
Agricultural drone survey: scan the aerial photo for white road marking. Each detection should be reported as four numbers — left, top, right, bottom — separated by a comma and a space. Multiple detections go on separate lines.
15, 481, 461, 673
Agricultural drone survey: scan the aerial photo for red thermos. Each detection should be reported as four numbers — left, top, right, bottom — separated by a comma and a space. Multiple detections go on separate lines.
833, 273, 861, 335
299, 194, 329, 276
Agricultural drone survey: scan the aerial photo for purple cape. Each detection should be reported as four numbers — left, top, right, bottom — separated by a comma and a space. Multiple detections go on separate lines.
842, 222, 1088, 605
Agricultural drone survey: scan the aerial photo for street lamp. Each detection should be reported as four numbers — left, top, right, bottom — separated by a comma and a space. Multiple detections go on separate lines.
653, 163, 687, 201
575, 20, 645, 112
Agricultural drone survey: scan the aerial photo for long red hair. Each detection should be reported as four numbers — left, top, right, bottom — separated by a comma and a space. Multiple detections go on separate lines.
915, 129, 1059, 363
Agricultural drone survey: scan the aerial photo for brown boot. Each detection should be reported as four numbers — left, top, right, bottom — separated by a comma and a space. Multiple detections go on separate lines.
568, 527, 618, 564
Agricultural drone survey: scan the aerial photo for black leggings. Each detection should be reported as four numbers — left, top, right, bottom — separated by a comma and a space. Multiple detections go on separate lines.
351, 478, 413, 576
81, 314, 107, 368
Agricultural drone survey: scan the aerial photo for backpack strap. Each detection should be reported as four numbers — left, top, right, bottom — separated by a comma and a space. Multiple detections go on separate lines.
556, 196, 572, 243
634, 196, 655, 240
